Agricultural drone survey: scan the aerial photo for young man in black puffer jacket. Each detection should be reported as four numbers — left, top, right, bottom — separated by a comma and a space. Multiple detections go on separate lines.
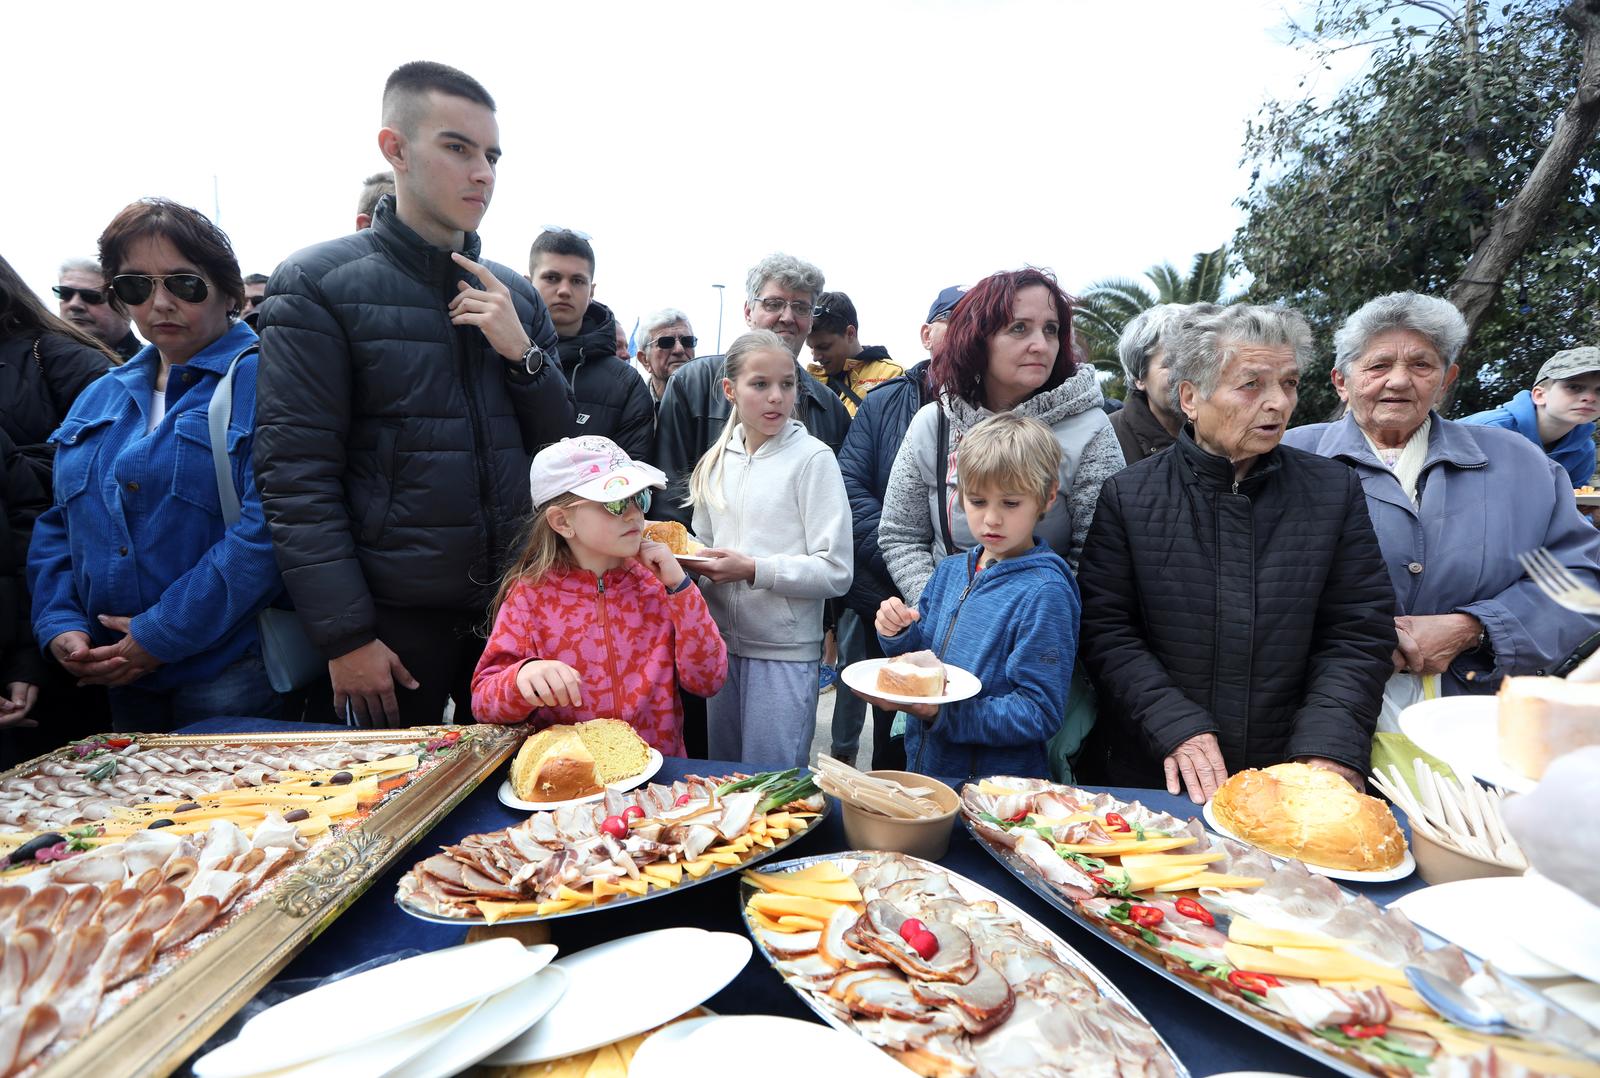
528, 229, 654, 462
255, 62, 574, 729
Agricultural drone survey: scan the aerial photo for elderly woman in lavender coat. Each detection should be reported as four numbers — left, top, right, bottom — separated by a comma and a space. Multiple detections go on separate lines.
1283, 292, 1600, 715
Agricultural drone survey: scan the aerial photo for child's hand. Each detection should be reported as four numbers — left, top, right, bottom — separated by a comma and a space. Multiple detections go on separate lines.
875, 597, 920, 637
516, 660, 584, 708
695, 548, 756, 584
637, 539, 687, 589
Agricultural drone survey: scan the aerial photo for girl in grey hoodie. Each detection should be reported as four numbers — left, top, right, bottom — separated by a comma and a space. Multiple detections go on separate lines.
687, 331, 853, 768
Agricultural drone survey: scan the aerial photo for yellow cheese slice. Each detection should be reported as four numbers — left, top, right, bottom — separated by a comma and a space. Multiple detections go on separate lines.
1151, 871, 1265, 891
1123, 862, 1216, 891
1320, 979, 1429, 1013
615, 877, 649, 896
702, 851, 742, 866
682, 859, 714, 878
475, 899, 545, 923
1120, 851, 1226, 869
1227, 917, 1343, 949
977, 780, 1032, 796
1057, 835, 1196, 856
743, 871, 864, 902
748, 893, 848, 920
642, 863, 683, 885
1272, 946, 1410, 989
536, 898, 577, 915
776, 914, 826, 931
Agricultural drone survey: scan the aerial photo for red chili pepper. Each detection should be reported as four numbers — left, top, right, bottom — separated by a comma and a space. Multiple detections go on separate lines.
1174, 897, 1214, 926
1129, 905, 1164, 928
106, 737, 132, 749
1339, 1023, 1387, 1039
1089, 874, 1109, 890
1227, 970, 1282, 994
1006, 810, 1029, 823
1104, 812, 1131, 833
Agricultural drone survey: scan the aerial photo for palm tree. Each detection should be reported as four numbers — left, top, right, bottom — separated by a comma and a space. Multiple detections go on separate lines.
1074, 246, 1242, 378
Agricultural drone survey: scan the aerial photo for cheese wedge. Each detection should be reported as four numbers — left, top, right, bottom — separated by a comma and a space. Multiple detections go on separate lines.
475, 899, 544, 923
1227, 917, 1342, 949
743, 871, 864, 902
1272, 946, 1410, 989
1153, 871, 1264, 891
682, 859, 714, 878
643, 863, 683, 885
1120, 851, 1226, 869
776, 914, 826, 931
748, 893, 847, 920
1122, 862, 1218, 891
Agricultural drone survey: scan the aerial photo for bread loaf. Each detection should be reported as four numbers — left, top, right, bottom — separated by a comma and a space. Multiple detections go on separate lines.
510, 719, 655, 802
876, 652, 947, 697
1211, 763, 1406, 872
1499, 676, 1600, 779
642, 520, 704, 556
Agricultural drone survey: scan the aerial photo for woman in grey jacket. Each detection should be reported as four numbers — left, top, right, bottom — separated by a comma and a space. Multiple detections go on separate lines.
879, 269, 1123, 603
688, 331, 853, 768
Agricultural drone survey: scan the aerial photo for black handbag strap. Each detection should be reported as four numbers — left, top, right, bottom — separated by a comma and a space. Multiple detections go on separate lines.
936, 406, 956, 556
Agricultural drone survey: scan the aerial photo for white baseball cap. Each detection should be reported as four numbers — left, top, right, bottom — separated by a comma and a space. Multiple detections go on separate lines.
529, 436, 667, 507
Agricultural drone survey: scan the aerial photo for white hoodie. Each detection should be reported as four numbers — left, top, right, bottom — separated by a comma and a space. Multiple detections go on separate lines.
691, 419, 853, 661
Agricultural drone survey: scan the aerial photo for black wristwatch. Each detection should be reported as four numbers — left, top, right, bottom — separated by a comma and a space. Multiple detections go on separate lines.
519, 340, 548, 376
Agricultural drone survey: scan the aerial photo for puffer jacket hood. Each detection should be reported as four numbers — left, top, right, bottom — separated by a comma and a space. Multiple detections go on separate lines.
555, 300, 654, 461
942, 361, 1104, 434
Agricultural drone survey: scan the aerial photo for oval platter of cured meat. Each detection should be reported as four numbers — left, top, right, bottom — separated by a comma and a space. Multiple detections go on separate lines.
738, 850, 1189, 1078
395, 768, 827, 925
0, 724, 522, 1078
960, 776, 1600, 1078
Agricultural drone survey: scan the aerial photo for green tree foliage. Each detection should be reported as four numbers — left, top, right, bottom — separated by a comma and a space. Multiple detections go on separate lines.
1075, 246, 1243, 375
1234, 0, 1600, 423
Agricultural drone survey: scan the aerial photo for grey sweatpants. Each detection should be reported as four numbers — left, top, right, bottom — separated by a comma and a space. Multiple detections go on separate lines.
707, 655, 819, 769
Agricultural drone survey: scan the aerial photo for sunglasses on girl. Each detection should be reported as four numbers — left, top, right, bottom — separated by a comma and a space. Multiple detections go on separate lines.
601, 489, 652, 516
52, 285, 108, 305
109, 273, 210, 306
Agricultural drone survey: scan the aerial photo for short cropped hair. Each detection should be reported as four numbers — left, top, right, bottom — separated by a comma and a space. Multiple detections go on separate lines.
811, 291, 858, 335
1167, 303, 1314, 416
932, 267, 1079, 406
956, 412, 1062, 509
58, 257, 103, 279
244, 273, 269, 286
640, 307, 692, 341
382, 61, 495, 137
1117, 302, 1219, 385
745, 253, 825, 304
357, 170, 395, 219
98, 198, 245, 316
530, 229, 596, 276
1333, 291, 1468, 374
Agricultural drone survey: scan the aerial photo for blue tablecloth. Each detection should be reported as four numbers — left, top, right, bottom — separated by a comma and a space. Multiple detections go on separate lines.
183, 718, 1424, 1077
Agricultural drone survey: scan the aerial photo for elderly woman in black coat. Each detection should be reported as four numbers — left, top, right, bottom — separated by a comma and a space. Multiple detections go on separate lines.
1077, 304, 1395, 803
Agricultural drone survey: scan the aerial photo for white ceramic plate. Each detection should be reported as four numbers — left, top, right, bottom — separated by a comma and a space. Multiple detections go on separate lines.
388, 962, 569, 1078
1575, 493, 1600, 507
483, 928, 752, 1065
1397, 695, 1536, 793
496, 747, 664, 812
193, 939, 552, 1078
1545, 982, 1600, 1026
1506, 872, 1600, 983
675, 553, 715, 569
840, 657, 982, 707
1388, 878, 1568, 979
1202, 801, 1416, 883
629, 1014, 911, 1078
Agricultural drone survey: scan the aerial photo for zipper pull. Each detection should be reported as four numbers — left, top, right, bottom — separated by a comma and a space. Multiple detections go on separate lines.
597, 578, 605, 596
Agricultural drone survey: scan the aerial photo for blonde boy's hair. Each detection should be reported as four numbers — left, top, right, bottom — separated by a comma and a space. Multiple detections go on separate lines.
956, 413, 1061, 509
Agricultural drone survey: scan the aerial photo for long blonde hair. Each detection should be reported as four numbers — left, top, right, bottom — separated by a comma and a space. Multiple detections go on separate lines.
685, 330, 795, 512
489, 492, 584, 624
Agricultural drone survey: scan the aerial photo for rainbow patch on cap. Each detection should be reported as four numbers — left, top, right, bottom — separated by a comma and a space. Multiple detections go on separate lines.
602, 474, 630, 493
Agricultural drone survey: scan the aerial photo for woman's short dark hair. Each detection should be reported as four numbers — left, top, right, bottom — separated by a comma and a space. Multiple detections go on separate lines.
98, 198, 245, 317
930, 267, 1079, 406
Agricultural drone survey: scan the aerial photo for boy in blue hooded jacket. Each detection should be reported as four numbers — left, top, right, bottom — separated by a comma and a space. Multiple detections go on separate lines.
871, 413, 1079, 779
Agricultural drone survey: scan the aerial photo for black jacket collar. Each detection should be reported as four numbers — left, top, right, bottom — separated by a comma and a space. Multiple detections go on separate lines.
1175, 425, 1283, 492
369, 194, 482, 290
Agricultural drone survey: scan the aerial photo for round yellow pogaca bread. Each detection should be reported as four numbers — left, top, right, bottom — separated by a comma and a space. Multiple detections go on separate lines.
1211, 762, 1407, 872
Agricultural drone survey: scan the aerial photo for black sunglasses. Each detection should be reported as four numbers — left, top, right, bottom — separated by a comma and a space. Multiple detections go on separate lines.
652, 335, 697, 350
52, 285, 107, 305
110, 273, 210, 306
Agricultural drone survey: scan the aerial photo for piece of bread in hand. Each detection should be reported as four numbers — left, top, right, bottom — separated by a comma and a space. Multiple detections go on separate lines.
877, 651, 947, 697
1499, 675, 1600, 779
642, 520, 704, 556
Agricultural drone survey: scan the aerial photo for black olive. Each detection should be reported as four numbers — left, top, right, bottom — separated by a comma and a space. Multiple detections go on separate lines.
174, 802, 202, 813
5, 832, 65, 867
283, 809, 310, 823
146, 819, 176, 830
309, 781, 323, 787
330, 771, 353, 785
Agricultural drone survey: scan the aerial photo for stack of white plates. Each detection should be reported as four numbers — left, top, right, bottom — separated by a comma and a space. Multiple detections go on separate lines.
192, 938, 564, 1078
629, 1014, 911, 1077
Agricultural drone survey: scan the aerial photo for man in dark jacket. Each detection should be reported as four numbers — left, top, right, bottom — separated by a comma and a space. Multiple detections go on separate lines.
528, 229, 653, 460
1077, 304, 1394, 801
255, 61, 573, 728
650, 252, 850, 525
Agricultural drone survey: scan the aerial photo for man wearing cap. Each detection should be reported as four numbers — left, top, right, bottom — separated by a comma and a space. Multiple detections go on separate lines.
805, 291, 903, 418
833, 285, 964, 769
1461, 346, 1600, 489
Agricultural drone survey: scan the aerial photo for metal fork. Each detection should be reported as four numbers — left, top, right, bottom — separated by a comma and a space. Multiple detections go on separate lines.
1519, 546, 1600, 614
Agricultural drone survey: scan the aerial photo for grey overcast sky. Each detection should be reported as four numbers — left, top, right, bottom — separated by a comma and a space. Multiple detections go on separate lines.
4, 0, 1360, 364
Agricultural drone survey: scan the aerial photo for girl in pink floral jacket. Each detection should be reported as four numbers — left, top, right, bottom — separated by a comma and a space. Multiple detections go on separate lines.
471, 437, 727, 755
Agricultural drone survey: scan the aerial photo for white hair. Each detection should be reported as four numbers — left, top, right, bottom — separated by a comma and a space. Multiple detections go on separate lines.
1117, 302, 1219, 384
640, 307, 693, 343
744, 253, 824, 303
58, 257, 103, 278
1168, 303, 1315, 415
1333, 292, 1467, 374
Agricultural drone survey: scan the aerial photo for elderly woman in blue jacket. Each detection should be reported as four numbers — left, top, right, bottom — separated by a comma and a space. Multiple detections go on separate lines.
28, 200, 284, 731
1283, 292, 1600, 712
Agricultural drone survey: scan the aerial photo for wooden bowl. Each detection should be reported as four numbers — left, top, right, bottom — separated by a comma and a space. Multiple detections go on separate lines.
838, 771, 960, 861
1410, 829, 1523, 886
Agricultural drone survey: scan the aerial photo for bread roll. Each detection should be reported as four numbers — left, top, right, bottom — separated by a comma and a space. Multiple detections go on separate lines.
1211, 763, 1406, 872
877, 652, 947, 697
1499, 676, 1600, 779
510, 726, 603, 802
642, 520, 703, 556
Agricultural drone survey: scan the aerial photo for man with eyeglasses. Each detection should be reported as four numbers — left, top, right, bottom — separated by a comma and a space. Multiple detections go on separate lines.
254, 61, 572, 729
805, 291, 903, 419
637, 309, 697, 407
529, 229, 654, 462
650, 253, 849, 526
55, 258, 141, 361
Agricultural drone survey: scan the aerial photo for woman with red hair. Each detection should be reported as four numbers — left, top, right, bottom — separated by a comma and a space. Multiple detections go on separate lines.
878, 268, 1123, 604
